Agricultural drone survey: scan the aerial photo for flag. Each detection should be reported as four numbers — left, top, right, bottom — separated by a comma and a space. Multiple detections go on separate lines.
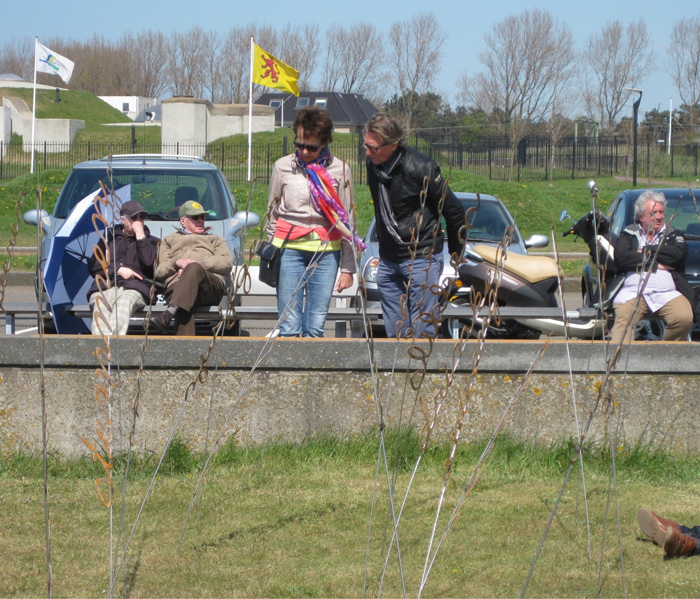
252, 43, 299, 96
35, 41, 74, 84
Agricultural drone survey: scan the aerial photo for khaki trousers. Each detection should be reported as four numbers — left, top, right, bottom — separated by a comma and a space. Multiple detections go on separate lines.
165, 263, 225, 336
611, 295, 693, 342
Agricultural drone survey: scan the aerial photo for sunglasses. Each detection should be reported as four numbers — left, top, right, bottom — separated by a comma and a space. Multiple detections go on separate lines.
363, 141, 387, 154
187, 214, 206, 221
293, 139, 322, 152
126, 213, 147, 221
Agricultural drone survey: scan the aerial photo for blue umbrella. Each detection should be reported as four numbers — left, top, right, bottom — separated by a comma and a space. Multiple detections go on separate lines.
43, 185, 130, 333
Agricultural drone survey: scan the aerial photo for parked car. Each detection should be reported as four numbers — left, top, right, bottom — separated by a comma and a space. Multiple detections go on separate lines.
352, 192, 550, 337
23, 154, 260, 334
581, 187, 700, 339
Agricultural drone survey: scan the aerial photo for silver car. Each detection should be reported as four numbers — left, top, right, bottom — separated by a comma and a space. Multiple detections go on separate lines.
23, 154, 260, 333
353, 192, 549, 337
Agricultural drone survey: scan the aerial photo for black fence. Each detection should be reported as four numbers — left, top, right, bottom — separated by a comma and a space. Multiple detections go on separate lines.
2, 134, 699, 184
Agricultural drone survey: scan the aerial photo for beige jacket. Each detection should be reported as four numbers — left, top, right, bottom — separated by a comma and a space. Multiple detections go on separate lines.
156, 230, 233, 288
265, 154, 357, 274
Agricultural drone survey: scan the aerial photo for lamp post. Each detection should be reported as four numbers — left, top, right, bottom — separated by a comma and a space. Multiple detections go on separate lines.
624, 88, 643, 186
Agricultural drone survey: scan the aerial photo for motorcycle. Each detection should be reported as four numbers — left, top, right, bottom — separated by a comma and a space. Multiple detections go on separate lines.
440, 181, 619, 340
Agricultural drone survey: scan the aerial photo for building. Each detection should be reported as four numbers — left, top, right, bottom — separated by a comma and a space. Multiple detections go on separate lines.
98, 96, 157, 121
255, 91, 378, 133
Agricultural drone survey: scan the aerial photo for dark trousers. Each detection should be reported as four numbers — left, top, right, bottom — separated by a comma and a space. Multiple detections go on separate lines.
165, 263, 225, 336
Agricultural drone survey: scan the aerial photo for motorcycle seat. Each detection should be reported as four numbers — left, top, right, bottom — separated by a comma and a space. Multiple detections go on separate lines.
473, 245, 563, 284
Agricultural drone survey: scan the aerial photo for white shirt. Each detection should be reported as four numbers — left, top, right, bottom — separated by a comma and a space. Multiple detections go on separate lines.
614, 225, 681, 311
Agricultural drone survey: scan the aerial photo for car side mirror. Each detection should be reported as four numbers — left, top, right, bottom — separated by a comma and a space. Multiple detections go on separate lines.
23, 209, 50, 228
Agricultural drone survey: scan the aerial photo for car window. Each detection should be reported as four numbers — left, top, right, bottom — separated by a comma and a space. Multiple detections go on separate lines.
666, 197, 700, 234
606, 196, 628, 236
461, 201, 517, 243
54, 168, 233, 220
368, 199, 520, 244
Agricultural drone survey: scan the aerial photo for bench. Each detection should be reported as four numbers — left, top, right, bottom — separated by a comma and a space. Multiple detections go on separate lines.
66, 296, 383, 337
0, 302, 49, 334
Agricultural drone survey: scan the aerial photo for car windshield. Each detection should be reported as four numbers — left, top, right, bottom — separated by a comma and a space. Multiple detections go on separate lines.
461, 199, 518, 243
608, 194, 700, 237
54, 168, 233, 220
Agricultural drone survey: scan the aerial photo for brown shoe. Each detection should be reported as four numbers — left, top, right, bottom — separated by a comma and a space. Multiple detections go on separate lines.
147, 309, 174, 333
664, 526, 698, 557
637, 507, 683, 545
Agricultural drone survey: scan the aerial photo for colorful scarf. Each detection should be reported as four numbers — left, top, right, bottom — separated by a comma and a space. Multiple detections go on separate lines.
296, 148, 366, 250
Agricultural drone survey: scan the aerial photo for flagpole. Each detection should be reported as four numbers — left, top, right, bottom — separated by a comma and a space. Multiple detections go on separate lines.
247, 36, 254, 182
31, 37, 38, 174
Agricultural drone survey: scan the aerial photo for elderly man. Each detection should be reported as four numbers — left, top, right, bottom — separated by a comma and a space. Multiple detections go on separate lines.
87, 200, 159, 336
610, 190, 695, 342
149, 200, 233, 335
364, 112, 465, 339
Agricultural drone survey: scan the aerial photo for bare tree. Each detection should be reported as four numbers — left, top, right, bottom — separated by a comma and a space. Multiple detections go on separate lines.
198, 30, 222, 102
582, 19, 654, 130
0, 36, 33, 80
277, 24, 320, 92
668, 16, 700, 127
168, 27, 208, 98
459, 9, 575, 179
321, 23, 385, 97
123, 30, 170, 98
388, 13, 443, 131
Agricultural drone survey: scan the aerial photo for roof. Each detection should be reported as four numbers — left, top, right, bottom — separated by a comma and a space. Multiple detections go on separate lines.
254, 91, 378, 128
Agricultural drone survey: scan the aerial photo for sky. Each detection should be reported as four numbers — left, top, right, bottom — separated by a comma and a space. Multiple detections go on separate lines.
4, 0, 699, 120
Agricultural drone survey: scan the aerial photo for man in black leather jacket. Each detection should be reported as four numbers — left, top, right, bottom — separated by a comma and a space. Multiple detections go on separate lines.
364, 112, 465, 338
610, 190, 694, 342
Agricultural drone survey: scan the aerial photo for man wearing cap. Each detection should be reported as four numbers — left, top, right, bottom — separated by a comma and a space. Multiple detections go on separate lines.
149, 200, 234, 335
87, 200, 160, 336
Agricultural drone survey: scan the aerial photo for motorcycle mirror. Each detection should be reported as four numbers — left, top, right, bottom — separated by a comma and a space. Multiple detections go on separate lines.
588, 179, 599, 197
559, 209, 572, 222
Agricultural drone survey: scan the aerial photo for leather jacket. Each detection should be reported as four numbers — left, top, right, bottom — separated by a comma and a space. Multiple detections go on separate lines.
367, 145, 465, 263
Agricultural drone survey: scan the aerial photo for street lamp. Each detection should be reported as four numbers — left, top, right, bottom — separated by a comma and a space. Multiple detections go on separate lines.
624, 88, 643, 186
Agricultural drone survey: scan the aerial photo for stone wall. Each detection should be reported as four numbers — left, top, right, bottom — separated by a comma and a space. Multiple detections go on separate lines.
0, 337, 698, 458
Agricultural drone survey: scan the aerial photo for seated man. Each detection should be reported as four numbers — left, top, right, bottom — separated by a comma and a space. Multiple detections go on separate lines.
638, 507, 700, 558
610, 190, 695, 342
87, 200, 160, 336
149, 200, 233, 335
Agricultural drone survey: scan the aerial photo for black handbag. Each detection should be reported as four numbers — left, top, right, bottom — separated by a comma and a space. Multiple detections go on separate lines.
256, 227, 294, 288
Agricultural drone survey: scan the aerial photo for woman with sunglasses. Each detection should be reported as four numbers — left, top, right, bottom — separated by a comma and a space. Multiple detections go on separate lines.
265, 106, 360, 337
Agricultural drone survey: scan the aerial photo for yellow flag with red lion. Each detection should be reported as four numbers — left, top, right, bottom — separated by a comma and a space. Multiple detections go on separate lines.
252, 43, 300, 97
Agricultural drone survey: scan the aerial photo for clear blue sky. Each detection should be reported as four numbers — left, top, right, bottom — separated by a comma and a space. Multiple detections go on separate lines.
5, 0, 699, 118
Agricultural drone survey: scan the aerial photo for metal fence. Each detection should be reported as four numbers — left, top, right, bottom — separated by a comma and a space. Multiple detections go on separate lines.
2, 134, 699, 184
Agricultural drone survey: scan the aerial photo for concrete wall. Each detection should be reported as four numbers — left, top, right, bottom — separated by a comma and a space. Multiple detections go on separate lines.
0, 102, 9, 155
0, 337, 698, 459
161, 97, 275, 156
1, 96, 84, 150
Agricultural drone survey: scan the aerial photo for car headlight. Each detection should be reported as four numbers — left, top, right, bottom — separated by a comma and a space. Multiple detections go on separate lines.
362, 257, 380, 284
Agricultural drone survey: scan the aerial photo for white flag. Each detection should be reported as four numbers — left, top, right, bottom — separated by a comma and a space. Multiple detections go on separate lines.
35, 41, 74, 84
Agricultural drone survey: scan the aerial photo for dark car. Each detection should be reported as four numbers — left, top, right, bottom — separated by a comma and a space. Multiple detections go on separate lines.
23, 154, 260, 333
581, 187, 700, 339
353, 192, 549, 336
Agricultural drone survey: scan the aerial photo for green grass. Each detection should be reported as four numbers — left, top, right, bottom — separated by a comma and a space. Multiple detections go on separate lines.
2, 432, 700, 597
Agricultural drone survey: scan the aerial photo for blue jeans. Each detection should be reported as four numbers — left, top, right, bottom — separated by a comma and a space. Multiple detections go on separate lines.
376, 255, 444, 339
276, 248, 340, 337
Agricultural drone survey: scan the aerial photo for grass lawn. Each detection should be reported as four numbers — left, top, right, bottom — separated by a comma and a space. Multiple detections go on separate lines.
2, 434, 700, 597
